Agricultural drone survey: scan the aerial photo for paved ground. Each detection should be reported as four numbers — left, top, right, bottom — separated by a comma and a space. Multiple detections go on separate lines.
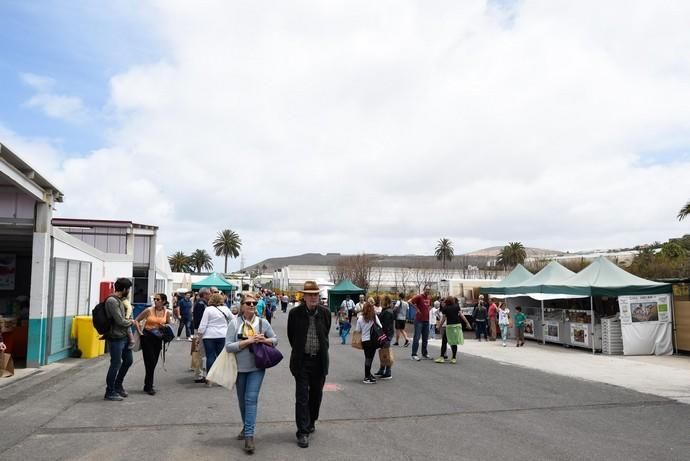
1, 313, 689, 460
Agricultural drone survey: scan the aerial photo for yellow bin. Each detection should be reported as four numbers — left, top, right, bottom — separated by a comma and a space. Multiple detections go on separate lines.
72, 316, 106, 358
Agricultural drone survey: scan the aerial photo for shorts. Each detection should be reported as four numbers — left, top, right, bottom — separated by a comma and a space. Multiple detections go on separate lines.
516, 326, 525, 341
395, 320, 406, 330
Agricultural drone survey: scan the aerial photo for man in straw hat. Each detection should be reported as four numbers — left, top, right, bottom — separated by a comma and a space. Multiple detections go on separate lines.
287, 281, 331, 448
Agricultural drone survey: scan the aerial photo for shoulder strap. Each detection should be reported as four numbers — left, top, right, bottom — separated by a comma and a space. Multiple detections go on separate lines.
214, 305, 229, 322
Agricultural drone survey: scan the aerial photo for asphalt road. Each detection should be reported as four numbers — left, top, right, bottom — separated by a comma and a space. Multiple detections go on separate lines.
1, 312, 688, 461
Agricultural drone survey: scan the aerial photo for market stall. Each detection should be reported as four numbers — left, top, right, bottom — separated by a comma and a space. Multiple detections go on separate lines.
493, 257, 673, 355
327, 279, 365, 313
191, 272, 238, 293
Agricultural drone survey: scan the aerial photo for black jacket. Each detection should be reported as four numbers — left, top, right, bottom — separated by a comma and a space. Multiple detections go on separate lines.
287, 303, 331, 377
379, 308, 395, 339
193, 299, 208, 329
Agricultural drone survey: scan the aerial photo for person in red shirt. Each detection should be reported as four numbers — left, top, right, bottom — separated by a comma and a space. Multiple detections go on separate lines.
488, 299, 498, 341
408, 286, 432, 361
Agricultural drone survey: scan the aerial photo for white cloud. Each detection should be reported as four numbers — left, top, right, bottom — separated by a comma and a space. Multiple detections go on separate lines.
13, 0, 690, 269
21, 73, 88, 122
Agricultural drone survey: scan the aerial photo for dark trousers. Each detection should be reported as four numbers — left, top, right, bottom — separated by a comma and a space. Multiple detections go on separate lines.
105, 337, 133, 396
440, 331, 458, 359
475, 320, 488, 340
140, 333, 162, 391
294, 355, 326, 436
177, 316, 192, 338
281, 302, 288, 313
363, 340, 377, 378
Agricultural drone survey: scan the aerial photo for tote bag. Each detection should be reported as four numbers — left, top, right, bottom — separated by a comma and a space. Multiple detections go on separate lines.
351, 331, 363, 350
206, 351, 238, 389
1, 352, 14, 378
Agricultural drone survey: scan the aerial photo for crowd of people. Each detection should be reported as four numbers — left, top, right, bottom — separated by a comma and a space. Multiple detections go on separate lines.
99, 279, 526, 455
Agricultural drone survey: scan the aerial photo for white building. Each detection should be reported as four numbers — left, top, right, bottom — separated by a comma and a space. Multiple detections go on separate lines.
0, 141, 169, 367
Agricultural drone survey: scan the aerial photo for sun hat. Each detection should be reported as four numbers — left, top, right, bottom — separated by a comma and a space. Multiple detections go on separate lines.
300, 281, 321, 294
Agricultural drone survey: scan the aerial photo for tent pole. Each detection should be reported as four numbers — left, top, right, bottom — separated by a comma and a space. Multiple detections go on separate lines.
541, 300, 545, 345
671, 294, 678, 355
590, 296, 595, 354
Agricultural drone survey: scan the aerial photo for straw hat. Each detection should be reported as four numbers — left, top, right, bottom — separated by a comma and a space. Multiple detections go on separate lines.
300, 281, 321, 294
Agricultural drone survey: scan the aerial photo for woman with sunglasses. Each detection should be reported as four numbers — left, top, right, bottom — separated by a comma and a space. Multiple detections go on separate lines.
225, 293, 278, 454
134, 293, 171, 395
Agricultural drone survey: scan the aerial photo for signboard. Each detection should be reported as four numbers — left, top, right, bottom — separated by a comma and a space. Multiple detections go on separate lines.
0, 254, 16, 290
618, 294, 671, 325
570, 323, 590, 347
523, 319, 535, 338
543, 320, 560, 342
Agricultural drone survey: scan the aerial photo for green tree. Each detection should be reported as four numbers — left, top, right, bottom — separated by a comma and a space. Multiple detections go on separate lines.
660, 241, 687, 259
497, 241, 527, 269
190, 249, 213, 273
677, 200, 690, 221
434, 238, 454, 269
168, 251, 192, 273
212, 229, 242, 274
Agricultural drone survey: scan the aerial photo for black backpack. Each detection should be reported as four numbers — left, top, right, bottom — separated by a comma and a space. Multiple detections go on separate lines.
92, 296, 116, 336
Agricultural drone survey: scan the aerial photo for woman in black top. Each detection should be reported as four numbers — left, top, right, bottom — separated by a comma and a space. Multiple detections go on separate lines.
374, 296, 396, 379
436, 296, 471, 364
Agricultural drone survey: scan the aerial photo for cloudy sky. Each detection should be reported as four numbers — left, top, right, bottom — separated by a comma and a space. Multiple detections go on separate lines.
1, 0, 689, 270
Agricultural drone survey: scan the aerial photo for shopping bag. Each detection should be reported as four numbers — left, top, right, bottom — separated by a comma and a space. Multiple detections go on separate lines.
206, 351, 238, 389
131, 330, 141, 352
1, 352, 14, 378
351, 331, 363, 350
379, 347, 394, 367
191, 350, 202, 370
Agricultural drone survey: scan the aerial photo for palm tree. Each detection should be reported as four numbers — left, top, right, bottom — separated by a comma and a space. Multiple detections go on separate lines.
434, 238, 454, 269
212, 229, 242, 273
678, 200, 690, 221
497, 241, 527, 269
168, 251, 192, 272
190, 249, 213, 273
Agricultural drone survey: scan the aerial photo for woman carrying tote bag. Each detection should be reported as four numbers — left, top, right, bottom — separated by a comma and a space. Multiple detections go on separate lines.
225, 293, 278, 455
353, 300, 382, 385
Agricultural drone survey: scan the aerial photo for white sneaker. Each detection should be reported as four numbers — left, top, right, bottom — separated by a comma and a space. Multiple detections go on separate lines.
502, 342, 506, 347
411, 355, 420, 361
175, 337, 182, 341
188, 337, 193, 342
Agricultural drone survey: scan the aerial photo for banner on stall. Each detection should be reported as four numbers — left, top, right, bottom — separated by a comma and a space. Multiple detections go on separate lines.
570, 323, 589, 347
618, 294, 671, 325
543, 320, 560, 342
523, 319, 535, 338
617, 294, 672, 355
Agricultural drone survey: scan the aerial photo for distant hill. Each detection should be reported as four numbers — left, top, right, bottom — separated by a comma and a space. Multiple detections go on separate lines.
464, 246, 563, 258
244, 247, 563, 273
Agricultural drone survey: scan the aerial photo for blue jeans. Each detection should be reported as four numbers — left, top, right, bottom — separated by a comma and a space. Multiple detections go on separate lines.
236, 369, 266, 437
475, 320, 488, 340
500, 324, 509, 343
106, 337, 133, 396
203, 338, 226, 373
412, 320, 429, 357
339, 322, 351, 344
177, 315, 192, 338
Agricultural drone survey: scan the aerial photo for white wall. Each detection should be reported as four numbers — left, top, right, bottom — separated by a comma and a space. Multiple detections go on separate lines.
53, 231, 134, 311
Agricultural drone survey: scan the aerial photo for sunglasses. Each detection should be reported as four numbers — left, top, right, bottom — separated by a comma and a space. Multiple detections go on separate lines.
153, 298, 161, 301
244, 301, 257, 306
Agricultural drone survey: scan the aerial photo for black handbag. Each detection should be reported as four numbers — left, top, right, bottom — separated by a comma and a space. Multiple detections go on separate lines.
370, 320, 388, 348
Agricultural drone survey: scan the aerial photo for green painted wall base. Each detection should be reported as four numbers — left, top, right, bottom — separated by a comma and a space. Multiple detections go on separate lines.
27, 317, 47, 367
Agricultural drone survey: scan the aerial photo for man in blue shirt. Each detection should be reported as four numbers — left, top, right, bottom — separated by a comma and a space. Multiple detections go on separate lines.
175, 291, 193, 341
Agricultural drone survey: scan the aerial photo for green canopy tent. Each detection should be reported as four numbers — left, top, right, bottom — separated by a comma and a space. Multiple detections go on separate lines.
328, 279, 365, 313
501, 261, 578, 345
480, 264, 533, 297
546, 256, 672, 297
505, 257, 673, 352
191, 272, 238, 292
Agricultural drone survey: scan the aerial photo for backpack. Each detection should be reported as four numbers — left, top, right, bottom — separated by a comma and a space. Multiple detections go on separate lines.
92, 296, 116, 336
